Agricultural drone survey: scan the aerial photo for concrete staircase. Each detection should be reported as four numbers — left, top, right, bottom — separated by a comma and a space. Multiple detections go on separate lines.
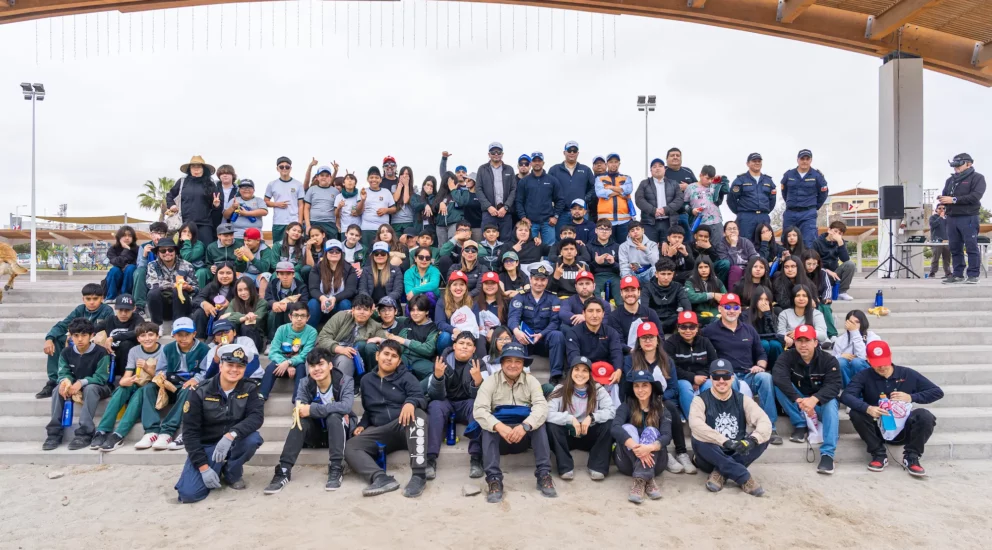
1, 272, 991, 468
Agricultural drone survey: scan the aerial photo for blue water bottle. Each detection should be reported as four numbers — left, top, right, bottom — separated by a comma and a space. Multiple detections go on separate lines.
874, 290, 884, 308
353, 353, 365, 377
604, 280, 611, 301
375, 442, 387, 472
878, 394, 897, 431
768, 258, 780, 278
61, 400, 73, 428
690, 215, 702, 234
831, 281, 840, 301
446, 412, 457, 446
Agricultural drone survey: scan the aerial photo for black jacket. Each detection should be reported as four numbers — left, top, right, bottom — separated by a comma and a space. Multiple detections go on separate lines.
839, 364, 944, 414
94, 313, 144, 366
663, 334, 718, 380
661, 245, 695, 283
634, 177, 685, 227
296, 370, 356, 424
755, 239, 785, 264
772, 347, 842, 405
427, 350, 480, 402
358, 265, 405, 304
563, 323, 624, 371
606, 304, 660, 353
166, 175, 220, 228
690, 240, 724, 267
474, 161, 518, 211
929, 214, 948, 241
107, 244, 139, 269
358, 369, 427, 429
192, 280, 235, 310
941, 167, 986, 217
182, 377, 264, 469
642, 280, 691, 326
308, 262, 359, 303
586, 238, 621, 276
264, 276, 312, 305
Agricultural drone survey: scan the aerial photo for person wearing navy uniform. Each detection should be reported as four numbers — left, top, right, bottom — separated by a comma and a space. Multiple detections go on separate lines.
175, 344, 264, 503
548, 141, 596, 239
508, 262, 566, 384
729, 153, 777, 244
780, 149, 828, 246
939, 153, 986, 284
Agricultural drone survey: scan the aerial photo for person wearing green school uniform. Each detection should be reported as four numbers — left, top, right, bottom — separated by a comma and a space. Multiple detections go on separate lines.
204, 223, 247, 281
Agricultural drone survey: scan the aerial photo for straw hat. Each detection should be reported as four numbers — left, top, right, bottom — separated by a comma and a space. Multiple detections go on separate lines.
180, 155, 216, 175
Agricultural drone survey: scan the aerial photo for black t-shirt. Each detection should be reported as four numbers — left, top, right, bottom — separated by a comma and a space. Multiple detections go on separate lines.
701, 390, 746, 441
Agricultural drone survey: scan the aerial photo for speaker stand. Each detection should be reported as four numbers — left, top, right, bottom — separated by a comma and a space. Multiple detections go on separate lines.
866, 219, 920, 279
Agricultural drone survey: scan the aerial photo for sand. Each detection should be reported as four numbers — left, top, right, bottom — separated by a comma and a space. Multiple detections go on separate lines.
1, 460, 990, 549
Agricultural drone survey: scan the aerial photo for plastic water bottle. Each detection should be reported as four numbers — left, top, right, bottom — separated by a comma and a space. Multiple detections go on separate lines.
875, 290, 884, 308
878, 393, 897, 431
604, 280, 611, 301
353, 353, 365, 376
61, 400, 73, 428
690, 215, 702, 234
769, 258, 780, 278
446, 412, 457, 446
831, 281, 840, 301
229, 211, 239, 223
375, 442, 387, 472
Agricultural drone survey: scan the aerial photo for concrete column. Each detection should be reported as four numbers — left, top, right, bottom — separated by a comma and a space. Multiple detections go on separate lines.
877, 53, 924, 278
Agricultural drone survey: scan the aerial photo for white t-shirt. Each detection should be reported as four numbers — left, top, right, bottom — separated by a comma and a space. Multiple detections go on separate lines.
335, 194, 363, 233
264, 178, 305, 226
360, 188, 396, 231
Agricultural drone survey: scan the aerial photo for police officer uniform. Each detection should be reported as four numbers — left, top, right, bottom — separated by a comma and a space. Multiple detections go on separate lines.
941, 153, 987, 282
729, 153, 777, 243
175, 344, 265, 503
507, 263, 566, 380
780, 149, 829, 246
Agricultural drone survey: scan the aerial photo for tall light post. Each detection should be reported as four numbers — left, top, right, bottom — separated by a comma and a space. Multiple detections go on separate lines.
20, 82, 45, 282
636, 95, 656, 179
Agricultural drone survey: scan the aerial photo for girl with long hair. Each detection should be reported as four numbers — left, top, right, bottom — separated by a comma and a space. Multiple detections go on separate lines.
306, 225, 327, 268
388, 166, 416, 234
306, 240, 358, 328
434, 271, 476, 355
190, 262, 237, 339
753, 223, 785, 265
276, 221, 315, 282
719, 220, 758, 290
456, 239, 483, 295
801, 249, 838, 338
226, 276, 268, 351
781, 226, 806, 258
684, 257, 726, 324
475, 271, 508, 328
498, 250, 530, 298
481, 326, 514, 378
732, 256, 772, 307
611, 368, 672, 503
177, 222, 209, 288
104, 225, 139, 299
833, 309, 881, 385
411, 176, 438, 244
777, 284, 828, 346
358, 242, 404, 304
772, 256, 815, 310
747, 286, 784, 367
546, 360, 616, 481
432, 171, 469, 245
372, 223, 410, 271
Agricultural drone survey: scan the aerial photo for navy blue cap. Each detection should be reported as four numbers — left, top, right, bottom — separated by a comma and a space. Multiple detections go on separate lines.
606, 152, 621, 162
455, 165, 467, 173
747, 153, 763, 162
518, 154, 531, 163
378, 296, 399, 309
238, 179, 255, 188
650, 158, 665, 167
499, 342, 533, 366
797, 149, 813, 159
626, 369, 655, 384
212, 320, 235, 335
531, 151, 545, 161
592, 155, 606, 164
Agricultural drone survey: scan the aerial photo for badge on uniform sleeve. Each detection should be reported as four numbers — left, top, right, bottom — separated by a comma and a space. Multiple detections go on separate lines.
732, 186, 740, 192
820, 186, 828, 192
183, 401, 190, 413
512, 300, 522, 308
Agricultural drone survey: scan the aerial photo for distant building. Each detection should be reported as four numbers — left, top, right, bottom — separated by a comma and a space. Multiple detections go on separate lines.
825, 187, 879, 227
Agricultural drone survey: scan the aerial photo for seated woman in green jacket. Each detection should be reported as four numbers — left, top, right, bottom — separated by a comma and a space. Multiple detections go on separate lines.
273, 221, 315, 284
178, 222, 209, 289
683, 257, 727, 325
226, 276, 268, 352
404, 249, 442, 311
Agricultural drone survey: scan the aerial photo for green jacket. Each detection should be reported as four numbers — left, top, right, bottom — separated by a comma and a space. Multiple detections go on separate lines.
46, 303, 114, 342
272, 240, 310, 279
317, 311, 387, 351
244, 244, 277, 276
395, 320, 439, 365
269, 324, 318, 367
684, 278, 727, 321
162, 340, 211, 375
435, 188, 472, 227
205, 239, 247, 272
56, 343, 110, 387
179, 239, 207, 269
225, 298, 269, 327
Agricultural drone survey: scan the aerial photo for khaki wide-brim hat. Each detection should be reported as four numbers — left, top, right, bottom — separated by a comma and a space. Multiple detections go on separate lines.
180, 155, 216, 175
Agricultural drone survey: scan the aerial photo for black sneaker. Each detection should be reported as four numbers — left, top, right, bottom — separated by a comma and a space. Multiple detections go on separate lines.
403, 475, 427, 498
817, 455, 835, 475
362, 474, 400, 497
99, 433, 125, 452
942, 276, 965, 284
42, 435, 62, 451
68, 434, 92, 451
537, 473, 558, 498
228, 478, 247, 490
486, 478, 504, 503
769, 432, 783, 445
425, 456, 437, 480
469, 455, 484, 479
35, 381, 56, 399
264, 469, 291, 495
903, 455, 927, 477
326, 464, 343, 491
90, 432, 108, 450
790, 427, 808, 443
966, 276, 980, 284
867, 455, 888, 472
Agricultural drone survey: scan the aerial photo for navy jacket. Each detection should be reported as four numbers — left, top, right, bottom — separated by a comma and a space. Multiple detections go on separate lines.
702, 320, 766, 374
586, 238, 620, 276
358, 369, 428, 428
729, 172, 777, 214
780, 167, 828, 210
840, 365, 944, 414
516, 171, 565, 222
940, 167, 987, 217
548, 162, 596, 209
563, 323, 623, 371
559, 293, 612, 328
928, 214, 948, 241
508, 291, 562, 338
811, 233, 850, 272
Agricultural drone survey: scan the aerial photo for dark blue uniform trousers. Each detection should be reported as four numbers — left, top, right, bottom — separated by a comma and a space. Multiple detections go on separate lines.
526, 331, 565, 377
736, 213, 770, 247
783, 208, 818, 247
175, 431, 264, 503
947, 215, 981, 278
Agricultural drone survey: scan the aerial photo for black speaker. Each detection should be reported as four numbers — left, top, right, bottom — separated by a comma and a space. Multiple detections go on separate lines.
878, 186, 904, 220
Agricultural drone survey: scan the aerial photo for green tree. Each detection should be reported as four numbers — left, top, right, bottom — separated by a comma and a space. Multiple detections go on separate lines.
137, 177, 176, 221
980, 207, 990, 224
13, 241, 54, 261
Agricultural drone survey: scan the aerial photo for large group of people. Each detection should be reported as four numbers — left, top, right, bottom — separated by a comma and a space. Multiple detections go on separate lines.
37, 144, 979, 503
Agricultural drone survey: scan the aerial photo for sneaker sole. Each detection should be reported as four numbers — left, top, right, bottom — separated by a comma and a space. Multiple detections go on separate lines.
486, 495, 503, 503
817, 468, 835, 475
705, 482, 722, 492
263, 486, 286, 495
628, 496, 644, 504
325, 482, 342, 492
907, 469, 928, 477
362, 481, 400, 497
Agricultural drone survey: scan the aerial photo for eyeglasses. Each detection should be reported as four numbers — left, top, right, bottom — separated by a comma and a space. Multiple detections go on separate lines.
416, 255, 432, 260
277, 164, 291, 170
290, 313, 309, 319
490, 150, 503, 156
463, 248, 478, 253
496, 336, 513, 343
678, 325, 699, 331
518, 161, 530, 167
722, 305, 741, 311
710, 373, 733, 381
565, 147, 579, 154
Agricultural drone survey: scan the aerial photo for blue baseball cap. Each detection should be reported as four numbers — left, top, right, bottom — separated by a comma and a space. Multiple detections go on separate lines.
211, 319, 235, 335
518, 154, 531, 163
650, 158, 665, 167
172, 317, 195, 334
564, 140, 579, 151
531, 151, 545, 161
798, 149, 813, 159
499, 342, 533, 366
747, 153, 763, 162
455, 165, 467, 173
315, 165, 333, 176
606, 152, 621, 162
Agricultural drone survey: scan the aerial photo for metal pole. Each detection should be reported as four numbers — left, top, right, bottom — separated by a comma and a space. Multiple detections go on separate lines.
644, 109, 649, 180
30, 94, 37, 283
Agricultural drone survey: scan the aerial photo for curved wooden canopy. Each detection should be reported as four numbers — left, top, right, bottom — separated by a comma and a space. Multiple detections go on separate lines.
3, 0, 992, 85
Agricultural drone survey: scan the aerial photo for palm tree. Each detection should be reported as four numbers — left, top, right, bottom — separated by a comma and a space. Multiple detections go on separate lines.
137, 177, 176, 221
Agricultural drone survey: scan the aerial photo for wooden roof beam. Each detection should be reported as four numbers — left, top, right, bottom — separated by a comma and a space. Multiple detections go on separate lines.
777, 0, 816, 24
866, 0, 942, 40
976, 42, 992, 68
687, 0, 707, 7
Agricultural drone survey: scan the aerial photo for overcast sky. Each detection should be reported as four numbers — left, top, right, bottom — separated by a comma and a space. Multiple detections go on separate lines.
2, 0, 990, 230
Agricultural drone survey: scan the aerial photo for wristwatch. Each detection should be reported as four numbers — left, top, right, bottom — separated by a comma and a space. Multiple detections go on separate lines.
522, 423, 532, 433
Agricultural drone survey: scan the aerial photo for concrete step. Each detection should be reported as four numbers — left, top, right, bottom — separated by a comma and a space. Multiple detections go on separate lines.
838, 297, 992, 313
930, 385, 992, 408
870, 327, 992, 346
0, 318, 65, 333
844, 284, 992, 301
0, 304, 89, 319
889, 345, 992, 365
834, 311, 992, 329
0, 388, 305, 417
908, 364, 992, 386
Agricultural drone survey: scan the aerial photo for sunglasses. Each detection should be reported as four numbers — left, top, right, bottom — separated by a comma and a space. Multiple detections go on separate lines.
711, 373, 733, 381
383, 162, 397, 167
372, 251, 387, 256
327, 249, 342, 254
565, 147, 579, 154
722, 305, 741, 311
678, 324, 699, 331
518, 161, 530, 167
278, 164, 291, 170
463, 248, 478, 253
490, 150, 503, 156
417, 255, 432, 260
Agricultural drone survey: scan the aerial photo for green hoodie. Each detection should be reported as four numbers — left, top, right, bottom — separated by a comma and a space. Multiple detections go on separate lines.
205, 239, 247, 272
46, 303, 115, 342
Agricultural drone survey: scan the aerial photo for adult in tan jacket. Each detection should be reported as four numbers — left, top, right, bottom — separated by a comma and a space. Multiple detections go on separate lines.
688, 358, 771, 497
473, 342, 555, 504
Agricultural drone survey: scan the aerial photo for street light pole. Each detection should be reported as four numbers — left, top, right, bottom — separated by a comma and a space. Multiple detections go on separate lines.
20, 83, 45, 283
636, 95, 657, 180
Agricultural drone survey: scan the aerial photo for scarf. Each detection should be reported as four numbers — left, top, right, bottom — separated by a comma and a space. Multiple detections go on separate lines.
340, 188, 359, 199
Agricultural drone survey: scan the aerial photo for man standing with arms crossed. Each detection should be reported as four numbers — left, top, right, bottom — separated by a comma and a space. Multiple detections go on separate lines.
939, 153, 986, 284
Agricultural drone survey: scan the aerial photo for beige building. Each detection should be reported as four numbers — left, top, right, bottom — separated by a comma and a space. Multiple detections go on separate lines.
825, 188, 879, 227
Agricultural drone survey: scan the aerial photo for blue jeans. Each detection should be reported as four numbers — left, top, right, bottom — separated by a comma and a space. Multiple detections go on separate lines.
530, 222, 557, 245
700, 371, 777, 426
774, 385, 839, 458
175, 431, 264, 503
104, 264, 137, 300
436, 331, 453, 355
677, 379, 696, 420
761, 339, 784, 371
260, 361, 308, 401
307, 298, 352, 329
837, 357, 870, 387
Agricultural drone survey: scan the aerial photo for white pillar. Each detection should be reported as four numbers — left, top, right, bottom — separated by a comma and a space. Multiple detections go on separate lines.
878, 54, 924, 278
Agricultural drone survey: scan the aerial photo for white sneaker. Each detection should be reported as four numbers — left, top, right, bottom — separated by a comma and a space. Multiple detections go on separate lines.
837, 293, 854, 301
666, 452, 685, 473
152, 434, 172, 450
676, 452, 697, 474
135, 433, 158, 450
168, 433, 184, 451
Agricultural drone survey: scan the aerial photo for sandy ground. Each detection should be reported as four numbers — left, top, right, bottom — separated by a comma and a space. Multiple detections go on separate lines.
1, 460, 990, 550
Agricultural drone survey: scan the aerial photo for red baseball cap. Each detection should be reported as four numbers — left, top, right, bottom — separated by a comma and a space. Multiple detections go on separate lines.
719, 293, 741, 306
636, 322, 659, 338
448, 271, 468, 285
591, 361, 615, 386
793, 325, 817, 340
866, 341, 892, 367
382, 156, 397, 165
677, 311, 699, 325
481, 271, 500, 283
576, 270, 594, 283
244, 228, 262, 240
620, 275, 639, 289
